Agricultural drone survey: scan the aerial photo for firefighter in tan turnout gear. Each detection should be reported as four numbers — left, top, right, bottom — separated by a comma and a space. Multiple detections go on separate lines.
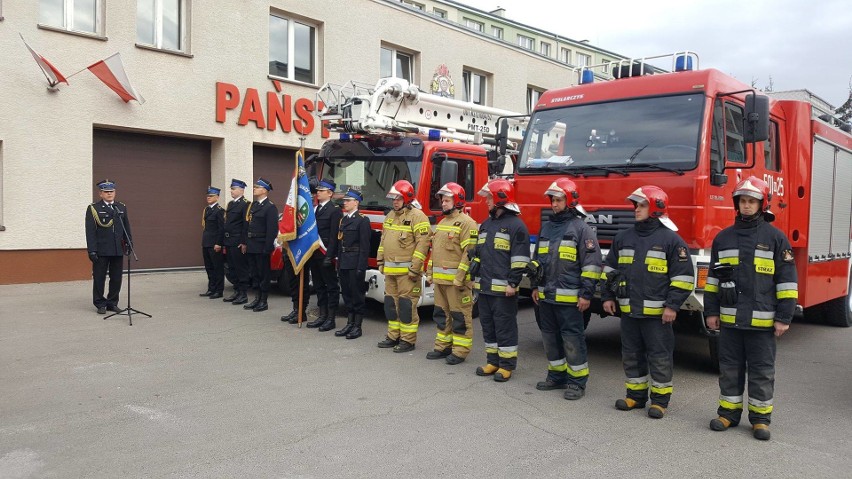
425, 183, 478, 365
376, 180, 431, 353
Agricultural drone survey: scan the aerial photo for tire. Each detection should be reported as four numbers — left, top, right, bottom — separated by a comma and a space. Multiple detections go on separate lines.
708, 335, 720, 373
823, 269, 852, 327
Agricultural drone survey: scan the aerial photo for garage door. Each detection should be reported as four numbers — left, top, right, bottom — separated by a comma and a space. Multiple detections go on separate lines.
252, 144, 297, 207
93, 129, 211, 270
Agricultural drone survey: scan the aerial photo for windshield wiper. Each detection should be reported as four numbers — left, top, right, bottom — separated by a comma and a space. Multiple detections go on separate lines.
522, 166, 578, 177
571, 165, 630, 177
623, 163, 685, 175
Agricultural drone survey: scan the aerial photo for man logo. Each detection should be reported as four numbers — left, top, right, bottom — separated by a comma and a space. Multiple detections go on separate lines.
584, 214, 613, 225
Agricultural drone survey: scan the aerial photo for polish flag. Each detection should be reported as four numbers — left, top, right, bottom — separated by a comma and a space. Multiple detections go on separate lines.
87, 53, 145, 103
20, 34, 68, 87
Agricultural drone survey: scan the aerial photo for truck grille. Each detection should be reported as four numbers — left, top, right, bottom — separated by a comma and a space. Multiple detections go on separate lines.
583, 209, 635, 245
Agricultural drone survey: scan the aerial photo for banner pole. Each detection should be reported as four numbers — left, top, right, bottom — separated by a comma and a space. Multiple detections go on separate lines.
297, 269, 305, 328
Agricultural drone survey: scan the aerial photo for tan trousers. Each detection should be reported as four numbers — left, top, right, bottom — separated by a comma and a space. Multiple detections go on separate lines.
432, 283, 474, 358
384, 274, 422, 344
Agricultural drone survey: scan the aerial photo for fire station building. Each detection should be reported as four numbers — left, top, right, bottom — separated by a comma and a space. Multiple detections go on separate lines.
0, 0, 625, 284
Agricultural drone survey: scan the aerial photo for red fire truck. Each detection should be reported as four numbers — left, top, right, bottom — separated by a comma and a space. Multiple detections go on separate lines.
514, 52, 852, 360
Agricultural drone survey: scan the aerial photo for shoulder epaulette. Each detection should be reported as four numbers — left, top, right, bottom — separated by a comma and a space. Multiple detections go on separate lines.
118, 202, 126, 206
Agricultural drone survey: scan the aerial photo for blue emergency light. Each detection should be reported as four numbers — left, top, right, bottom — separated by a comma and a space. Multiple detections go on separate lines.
339, 133, 351, 141
580, 70, 594, 84
428, 129, 441, 141
675, 55, 694, 72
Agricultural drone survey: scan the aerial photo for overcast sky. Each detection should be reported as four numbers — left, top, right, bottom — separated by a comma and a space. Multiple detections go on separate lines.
462, 0, 852, 107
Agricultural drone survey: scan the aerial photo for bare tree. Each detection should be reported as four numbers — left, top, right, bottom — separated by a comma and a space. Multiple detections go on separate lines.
836, 76, 852, 123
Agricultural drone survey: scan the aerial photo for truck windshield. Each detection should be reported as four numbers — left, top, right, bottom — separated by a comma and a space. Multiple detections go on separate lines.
319, 138, 424, 211
518, 93, 704, 174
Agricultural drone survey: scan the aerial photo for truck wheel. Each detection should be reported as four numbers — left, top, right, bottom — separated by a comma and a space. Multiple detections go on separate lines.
708, 335, 720, 373
824, 270, 852, 327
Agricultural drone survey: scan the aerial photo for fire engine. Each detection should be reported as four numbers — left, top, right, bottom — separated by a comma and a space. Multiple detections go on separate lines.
514, 52, 852, 361
306, 77, 527, 307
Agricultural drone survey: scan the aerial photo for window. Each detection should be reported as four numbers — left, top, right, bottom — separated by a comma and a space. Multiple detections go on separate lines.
576, 52, 591, 67
711, 101, 747, 164
462, 70, 486, 105
540, 42, 551, 57
560, 48, 572, 64
518, 34, 534, 50
401, 1, 424, 10
137, 0, 188, 52
491, 26, 503, 39
269, 13, 316, 84
429, 158, 475, 211
432, 7, 446, 18
527, 87, 544, 114
463, 18, 484, 32
39, 0, 102, 35
381, 47, 413, 82
764, 122, 780, 171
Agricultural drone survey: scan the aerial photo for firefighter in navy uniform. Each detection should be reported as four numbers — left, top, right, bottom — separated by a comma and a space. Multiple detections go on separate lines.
376, 180, 431, 353
304, 178, 344, 330
530, 178, 602, 399
222, 179, 251, 305
425, 182, 478, 365
334, 188, 371, 339
85, 179, 132, 315
470, 179, 530, 382
243, 177, 278, 313
602, 186, 694, 419
200, 186, 226, 299
705, 177, 797, 441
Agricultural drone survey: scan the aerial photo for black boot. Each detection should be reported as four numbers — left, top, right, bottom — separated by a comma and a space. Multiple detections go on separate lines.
232, 291, 248, 305
306, 305, 327, 328
318, 309, 337, 332
243, 293, 260, 309
281, 310, 296, 323
223, 291, 239, 302
335, 313, 355, 337
252, 293, 268, 312
346, 314, 363, 339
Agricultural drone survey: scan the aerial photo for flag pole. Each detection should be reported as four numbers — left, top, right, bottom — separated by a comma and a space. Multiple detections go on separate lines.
64, 66, 90, 80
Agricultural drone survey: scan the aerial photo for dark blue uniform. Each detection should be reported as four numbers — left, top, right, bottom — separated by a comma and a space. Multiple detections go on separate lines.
305, 200, 343, 326
201, 203, 225, 296
243, 198, 278, 310
85, 200, 131, 309
223, 196, 250, 299
338, 210, 371, 318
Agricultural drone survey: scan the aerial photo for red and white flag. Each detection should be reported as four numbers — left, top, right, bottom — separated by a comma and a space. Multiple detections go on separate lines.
87, 53, 145, 103
20, 34, 68, 87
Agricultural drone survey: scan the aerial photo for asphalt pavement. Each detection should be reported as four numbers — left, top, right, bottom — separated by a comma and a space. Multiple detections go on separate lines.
2, 271, 851, 478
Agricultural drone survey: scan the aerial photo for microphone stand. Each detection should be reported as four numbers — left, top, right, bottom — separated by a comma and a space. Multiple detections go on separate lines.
104, 206, 151, 325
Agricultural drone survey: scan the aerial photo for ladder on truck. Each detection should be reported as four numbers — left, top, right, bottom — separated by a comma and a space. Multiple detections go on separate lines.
316, 77, 527, 147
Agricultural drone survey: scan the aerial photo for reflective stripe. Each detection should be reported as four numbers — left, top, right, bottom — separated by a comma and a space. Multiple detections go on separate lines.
494, 232, 510, 240
603, 265, 616, 274
719, 394, 743, 410
754, 249, 774, 259
477, 232, 488, 244
751, 310, 775, 328
720, 307, 737, 324
384, 260, 412, 275
618, 249, 635, 257
412, 250, 427, 261
618, 256, 634, 264
388, 320, 401, 331
645, 250, 666, 260
643, 300, 665, 316
560, 239, 577, 248
567, 362, 589, 378
776, 282, 798, 299
377, 246, 384, 253
498, 346, 518, 358
618, 297, 631, 313
706, 277, 719, 286
748, 397, 774, 414
705, 277, 719, 293
413, 221, 430, 233
437, 224, 462, 233
452, 335, 473, 347
670, 275, 695, 291
434, 267, 459, 275
433, 273, 456, 281
399, 323, 419, 333
625, 375, 649, 390
435, 332, 452, 344
554, 288, 579, 303
719, 249, 739, 265
538, 240, 550, 255
548, 358, 568, 372
511, 255, 530, 263
460, 238, 476, 248
651, 381, 673, 395
754, 256, 775, 274
384, 224, 413, 232
581, 265, 603, 280
484, 342, 498, 354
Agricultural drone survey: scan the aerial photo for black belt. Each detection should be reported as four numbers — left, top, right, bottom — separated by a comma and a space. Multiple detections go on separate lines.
342, 246, 360, 252
247, 232, 263, 238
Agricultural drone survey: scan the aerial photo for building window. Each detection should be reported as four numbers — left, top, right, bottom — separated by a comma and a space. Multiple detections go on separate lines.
269, 13, 317, 84
463, 18, 484, 32
576, 52, 591, 67
137, 0, 188, 52
491, 26, 503, 39
518, 34, 534, 50
381, 47, 414, 82
560, 47, 571, 64
432, 7, 446, 18
401, 1, 424, 10
527, 87, 544, 114
540, 42, 551, 57
462, 70, 487, 105
39, 0, 103, 35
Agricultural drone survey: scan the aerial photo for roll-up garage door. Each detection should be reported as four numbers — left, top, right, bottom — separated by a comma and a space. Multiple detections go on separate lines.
93, 129, 211, 270
252, 144, 297, 207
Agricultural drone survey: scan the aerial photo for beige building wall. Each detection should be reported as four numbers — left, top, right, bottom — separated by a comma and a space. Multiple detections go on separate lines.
0, 0, 600, 281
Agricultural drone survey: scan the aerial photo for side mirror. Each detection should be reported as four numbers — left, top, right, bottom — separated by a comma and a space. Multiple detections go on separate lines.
743, 94, 769, 143
710, 173, 728, 186
497, 118, 509, 156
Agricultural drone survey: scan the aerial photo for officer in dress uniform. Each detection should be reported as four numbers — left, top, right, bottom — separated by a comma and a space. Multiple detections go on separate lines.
222, 179, 251, 305
334, 188, 371, 339
85, 179, 132, 315
200, 186, 225, 299
243, 177, 278, 313
705, 177, 797, 441
304, 178, 343, 330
